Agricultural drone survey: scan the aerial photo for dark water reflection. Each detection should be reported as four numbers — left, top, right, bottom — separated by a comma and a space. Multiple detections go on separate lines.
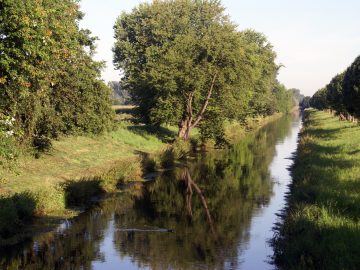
0, 113, 301, 270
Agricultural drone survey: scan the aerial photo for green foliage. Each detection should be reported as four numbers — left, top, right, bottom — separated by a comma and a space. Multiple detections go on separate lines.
290, 88, 305, 105
326, 72, 346, 114
113, 0, 280, 141
300, 96, 311, 109
343, 56, 360, 117
64, 179, 103, 207
0, 115, 19, 169
0, 0, 113, 148
272, 82, 295, 114
199, 107, 226, 146
108, 81, 131, 105
159, 139, 192, 168
0, 192, 35, 240
241, 30, 279, 117
32, 184, 66, 215
311, 55, 360, 119
310, 87, 329, 110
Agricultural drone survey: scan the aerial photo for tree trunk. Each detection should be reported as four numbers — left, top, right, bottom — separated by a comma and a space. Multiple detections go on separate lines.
178, 118, 192, 140
181, 167, 216, 235
339, 113, 346, 121
177, 72, 218, 140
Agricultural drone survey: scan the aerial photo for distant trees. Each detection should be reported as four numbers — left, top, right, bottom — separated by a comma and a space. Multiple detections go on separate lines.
289, 89, 305, 105
272, 83, 295, 114
0, 0, 113, 151
108, 81, 131, 105
113, 0, 294, 142
310, 88, 329, 110
310, 55, 360, 121
299, 96, 311, 109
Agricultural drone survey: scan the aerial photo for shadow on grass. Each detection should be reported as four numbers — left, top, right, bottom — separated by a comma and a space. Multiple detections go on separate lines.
348, 149, 360, 155
304, 142, 341, 155
127, 124, 177, 143
306, 127, 342, 140
273, 110, 360, 269
114, 106, 136, 115
274, 214, 360, 270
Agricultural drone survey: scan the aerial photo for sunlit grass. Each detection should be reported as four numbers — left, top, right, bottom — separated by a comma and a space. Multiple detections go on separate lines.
273, 109, 360, 270
0, 121, 170, 194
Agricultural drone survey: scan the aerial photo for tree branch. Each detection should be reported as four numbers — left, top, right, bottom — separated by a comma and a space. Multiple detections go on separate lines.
190, 71, 218, 128
187, 92, 194, 124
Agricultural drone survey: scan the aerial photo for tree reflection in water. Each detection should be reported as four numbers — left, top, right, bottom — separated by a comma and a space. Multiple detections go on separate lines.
0, 115, 294, 270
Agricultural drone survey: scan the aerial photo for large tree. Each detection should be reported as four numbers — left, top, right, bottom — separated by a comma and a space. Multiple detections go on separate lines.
0, 0, 113, 146
113, 0, 278, 141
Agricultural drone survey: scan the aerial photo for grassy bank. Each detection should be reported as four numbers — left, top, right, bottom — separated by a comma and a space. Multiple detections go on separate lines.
0, 107, 286, 245
273, 109, 360, 269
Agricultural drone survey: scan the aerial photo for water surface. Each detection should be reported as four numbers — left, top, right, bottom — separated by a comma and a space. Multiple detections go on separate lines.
0, 113, 302, 270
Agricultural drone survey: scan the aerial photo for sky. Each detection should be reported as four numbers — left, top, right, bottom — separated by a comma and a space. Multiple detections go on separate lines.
79, 0, 360, 96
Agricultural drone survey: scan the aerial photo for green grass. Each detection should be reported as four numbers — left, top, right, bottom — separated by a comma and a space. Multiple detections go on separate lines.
0, 117, 175, 243
273, 109, 360, 270
0, 121, 170, 195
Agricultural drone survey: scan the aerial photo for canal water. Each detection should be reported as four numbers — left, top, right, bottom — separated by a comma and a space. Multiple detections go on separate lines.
0, 112, 302, 270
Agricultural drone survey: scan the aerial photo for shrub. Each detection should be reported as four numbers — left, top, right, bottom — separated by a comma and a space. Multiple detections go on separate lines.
32, 185, 66, 215
0, 192, 36, 239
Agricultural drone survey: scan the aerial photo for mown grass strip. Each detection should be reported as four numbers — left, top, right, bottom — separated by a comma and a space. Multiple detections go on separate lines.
273, 109, 360, 270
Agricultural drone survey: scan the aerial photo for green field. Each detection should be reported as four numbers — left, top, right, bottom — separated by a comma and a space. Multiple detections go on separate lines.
273, 109, 360, 269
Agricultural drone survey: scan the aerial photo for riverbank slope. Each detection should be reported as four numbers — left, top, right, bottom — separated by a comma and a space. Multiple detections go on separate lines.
0, 107, 284, 245
273, 109, 360, 269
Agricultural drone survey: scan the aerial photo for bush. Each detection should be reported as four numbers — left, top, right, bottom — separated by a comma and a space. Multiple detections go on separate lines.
99, 158, 143, 192
0, 192, 36, 239
171, 139, 191, 160
63, 179, 103, 207
0, 115, 19, 170
160, 140, 191, 168
32, 185, 66, 215
0, 197, 18, 238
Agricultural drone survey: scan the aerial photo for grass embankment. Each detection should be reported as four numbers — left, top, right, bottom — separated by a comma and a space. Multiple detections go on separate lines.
0, 106, 284, 245
0, 106, 181, 244
273, 109, 360, 270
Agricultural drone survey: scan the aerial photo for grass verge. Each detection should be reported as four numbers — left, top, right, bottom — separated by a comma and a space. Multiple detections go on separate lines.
273, 109, 360, 270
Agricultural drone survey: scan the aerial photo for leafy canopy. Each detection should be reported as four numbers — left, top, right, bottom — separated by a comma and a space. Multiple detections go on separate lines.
113, 0, 283, 142
0, 0, 113, 149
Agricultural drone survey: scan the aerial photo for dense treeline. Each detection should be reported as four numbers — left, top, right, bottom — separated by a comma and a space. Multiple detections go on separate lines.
310, 55, 360, 120
113, 0, 294, 143
0, 0, 113, 166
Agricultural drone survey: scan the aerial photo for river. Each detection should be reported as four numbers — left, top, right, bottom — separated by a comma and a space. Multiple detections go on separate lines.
0, 112, 302, 270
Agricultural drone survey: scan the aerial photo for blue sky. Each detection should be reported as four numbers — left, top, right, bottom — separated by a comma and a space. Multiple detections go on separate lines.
79, 0, 360, 96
